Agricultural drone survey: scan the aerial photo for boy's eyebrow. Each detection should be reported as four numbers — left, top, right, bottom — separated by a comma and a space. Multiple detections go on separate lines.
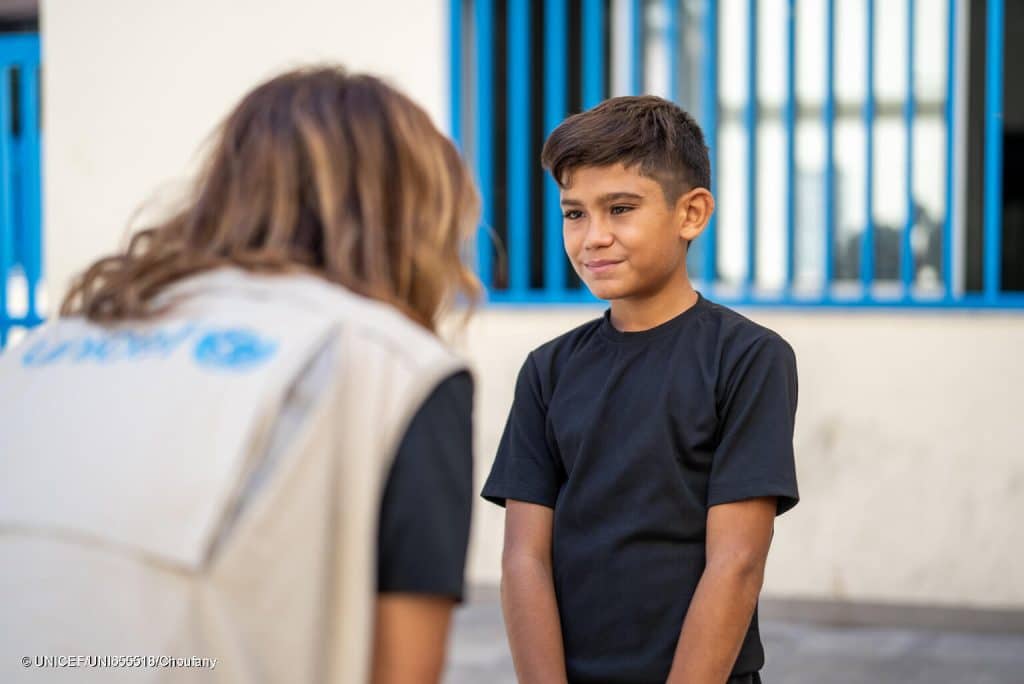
560, 192, 645, 207
600, 192, 644, 203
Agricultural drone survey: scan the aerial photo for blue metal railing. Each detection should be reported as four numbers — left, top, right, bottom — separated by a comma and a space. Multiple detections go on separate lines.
942, 0, 956, 298
784, 0, 796, 293
543, 0, 567, 297
508, 0, 531, 296
984, 0, 1005, 302
744, 0, 757, 293
0, 33, 43, 346
455, 0, 1015, 308
473, 0, 494, 291
822, 0, 836, 291
700, 0, 718, 285
862, 0, 875, 291
902, 0, 917, 295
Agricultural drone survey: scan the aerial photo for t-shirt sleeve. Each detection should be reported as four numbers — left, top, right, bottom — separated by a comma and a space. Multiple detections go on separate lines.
481, 353, 563, 509
376, 371, 473, 600
708, 333, 800, 515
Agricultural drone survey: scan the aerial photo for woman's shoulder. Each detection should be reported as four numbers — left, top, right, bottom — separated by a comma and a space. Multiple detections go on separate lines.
180, 267, 460, 364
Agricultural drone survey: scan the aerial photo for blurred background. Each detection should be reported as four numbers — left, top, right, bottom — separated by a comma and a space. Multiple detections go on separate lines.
0, 0, 1022, 682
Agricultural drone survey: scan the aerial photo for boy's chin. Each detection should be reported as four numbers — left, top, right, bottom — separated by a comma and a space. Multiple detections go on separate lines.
584, 281, 630, 301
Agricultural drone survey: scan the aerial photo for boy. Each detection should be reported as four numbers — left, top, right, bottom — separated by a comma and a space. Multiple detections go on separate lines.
482, 96, 799, 684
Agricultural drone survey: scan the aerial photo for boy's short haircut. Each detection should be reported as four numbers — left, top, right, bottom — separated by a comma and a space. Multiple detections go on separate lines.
541, 95, 711, 206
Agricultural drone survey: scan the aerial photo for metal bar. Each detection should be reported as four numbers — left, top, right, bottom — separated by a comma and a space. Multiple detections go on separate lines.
0, 35, 36, 62
701, 0, 718, 286
450, 0, 463, 146
486, 290, 1024, 309
507, 0, 530, 295
665, 0, 678, 103
862, 0, 875, 292
583, 0, 605, 110
545, 0, 568, 295
474, 0, 494, 290
0, 66, 11, 346
489, 288, 601, 305
719, 99, 947, 120
824, 0, 836, 290
784, 0, 796, 291
745, 0, 758, 289
902, 0, 916, 293
5, 313, 43, 326
631, 0, 642, 93
951, 0, 969, 298
983, 0, 1004, 300
22, 62, 41, 321
942, 0, 957, 299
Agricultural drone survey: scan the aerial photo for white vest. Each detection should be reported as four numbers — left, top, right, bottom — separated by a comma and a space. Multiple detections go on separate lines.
0, 269, 467, 683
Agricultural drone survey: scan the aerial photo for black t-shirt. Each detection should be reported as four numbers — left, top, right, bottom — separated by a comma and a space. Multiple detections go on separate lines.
482, 295, 799, 683
377, 371, 473, 600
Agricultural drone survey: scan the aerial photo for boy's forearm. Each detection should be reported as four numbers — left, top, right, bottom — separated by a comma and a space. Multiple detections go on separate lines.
501, 555, 569, 684
665, 561, 763, 684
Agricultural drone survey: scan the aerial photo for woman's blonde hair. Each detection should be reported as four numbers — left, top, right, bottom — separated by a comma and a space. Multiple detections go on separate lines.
61, 66, 481, 331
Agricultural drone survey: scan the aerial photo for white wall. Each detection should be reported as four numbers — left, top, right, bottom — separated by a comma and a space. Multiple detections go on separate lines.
456, 309, 1024, 609
41, 0, 448, 301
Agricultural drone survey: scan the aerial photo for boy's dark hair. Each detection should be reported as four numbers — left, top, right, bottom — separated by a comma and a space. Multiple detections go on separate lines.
541, 95, 711, 205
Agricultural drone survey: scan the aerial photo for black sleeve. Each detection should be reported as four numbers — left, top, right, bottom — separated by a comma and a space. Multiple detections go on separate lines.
481, 353, 563, 509
377, 371, 474, 600
708, 333, 800, 515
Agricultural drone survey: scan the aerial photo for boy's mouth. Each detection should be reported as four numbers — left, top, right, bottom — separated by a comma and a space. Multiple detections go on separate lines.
583, 259, 624, 274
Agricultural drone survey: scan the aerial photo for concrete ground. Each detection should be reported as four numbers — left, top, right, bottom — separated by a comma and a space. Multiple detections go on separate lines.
444, 590, 1024, 684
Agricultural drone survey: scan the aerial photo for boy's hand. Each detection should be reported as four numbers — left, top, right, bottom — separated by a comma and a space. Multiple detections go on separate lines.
501, 500, 569, 684
666, 496, 777, 684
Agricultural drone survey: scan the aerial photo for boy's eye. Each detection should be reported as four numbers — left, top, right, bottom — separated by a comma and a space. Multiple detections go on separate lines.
563, 209, 583, 220
610, 205, 633, 215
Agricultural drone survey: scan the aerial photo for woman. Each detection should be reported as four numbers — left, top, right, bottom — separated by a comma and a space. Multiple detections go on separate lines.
0, 67, 480, 683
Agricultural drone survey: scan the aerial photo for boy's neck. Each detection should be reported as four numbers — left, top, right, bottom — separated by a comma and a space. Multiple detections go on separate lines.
608, 275, 699, 332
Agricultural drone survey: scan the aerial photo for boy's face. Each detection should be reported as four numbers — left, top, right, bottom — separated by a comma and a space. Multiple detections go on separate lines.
560, 163, 707, 302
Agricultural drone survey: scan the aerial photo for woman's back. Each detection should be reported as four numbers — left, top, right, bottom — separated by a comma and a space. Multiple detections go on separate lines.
0, 267, 466, 683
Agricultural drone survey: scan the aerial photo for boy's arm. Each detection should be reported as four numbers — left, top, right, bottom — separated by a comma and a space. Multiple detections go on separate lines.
665, 496, 777, 684
501, 500, 568, 684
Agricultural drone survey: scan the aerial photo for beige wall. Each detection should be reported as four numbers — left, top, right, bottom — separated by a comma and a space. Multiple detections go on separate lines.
456, 308, 1024, 609
41, 0, 448, 301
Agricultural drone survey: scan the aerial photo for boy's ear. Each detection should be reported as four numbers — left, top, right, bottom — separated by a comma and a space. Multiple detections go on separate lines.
675, 187, 715, 242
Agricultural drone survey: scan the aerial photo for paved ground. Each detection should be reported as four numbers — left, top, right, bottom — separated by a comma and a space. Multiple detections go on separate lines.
444, 591, 1024, 684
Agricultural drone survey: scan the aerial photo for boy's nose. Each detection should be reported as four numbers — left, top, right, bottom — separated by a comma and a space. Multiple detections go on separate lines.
583, 219, 614, 250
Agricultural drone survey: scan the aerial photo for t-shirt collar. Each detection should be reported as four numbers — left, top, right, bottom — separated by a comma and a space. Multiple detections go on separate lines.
598, 292, 707, 344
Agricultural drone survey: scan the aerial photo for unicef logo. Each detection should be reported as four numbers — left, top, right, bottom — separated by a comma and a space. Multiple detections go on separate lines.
193, 329, 278, 371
